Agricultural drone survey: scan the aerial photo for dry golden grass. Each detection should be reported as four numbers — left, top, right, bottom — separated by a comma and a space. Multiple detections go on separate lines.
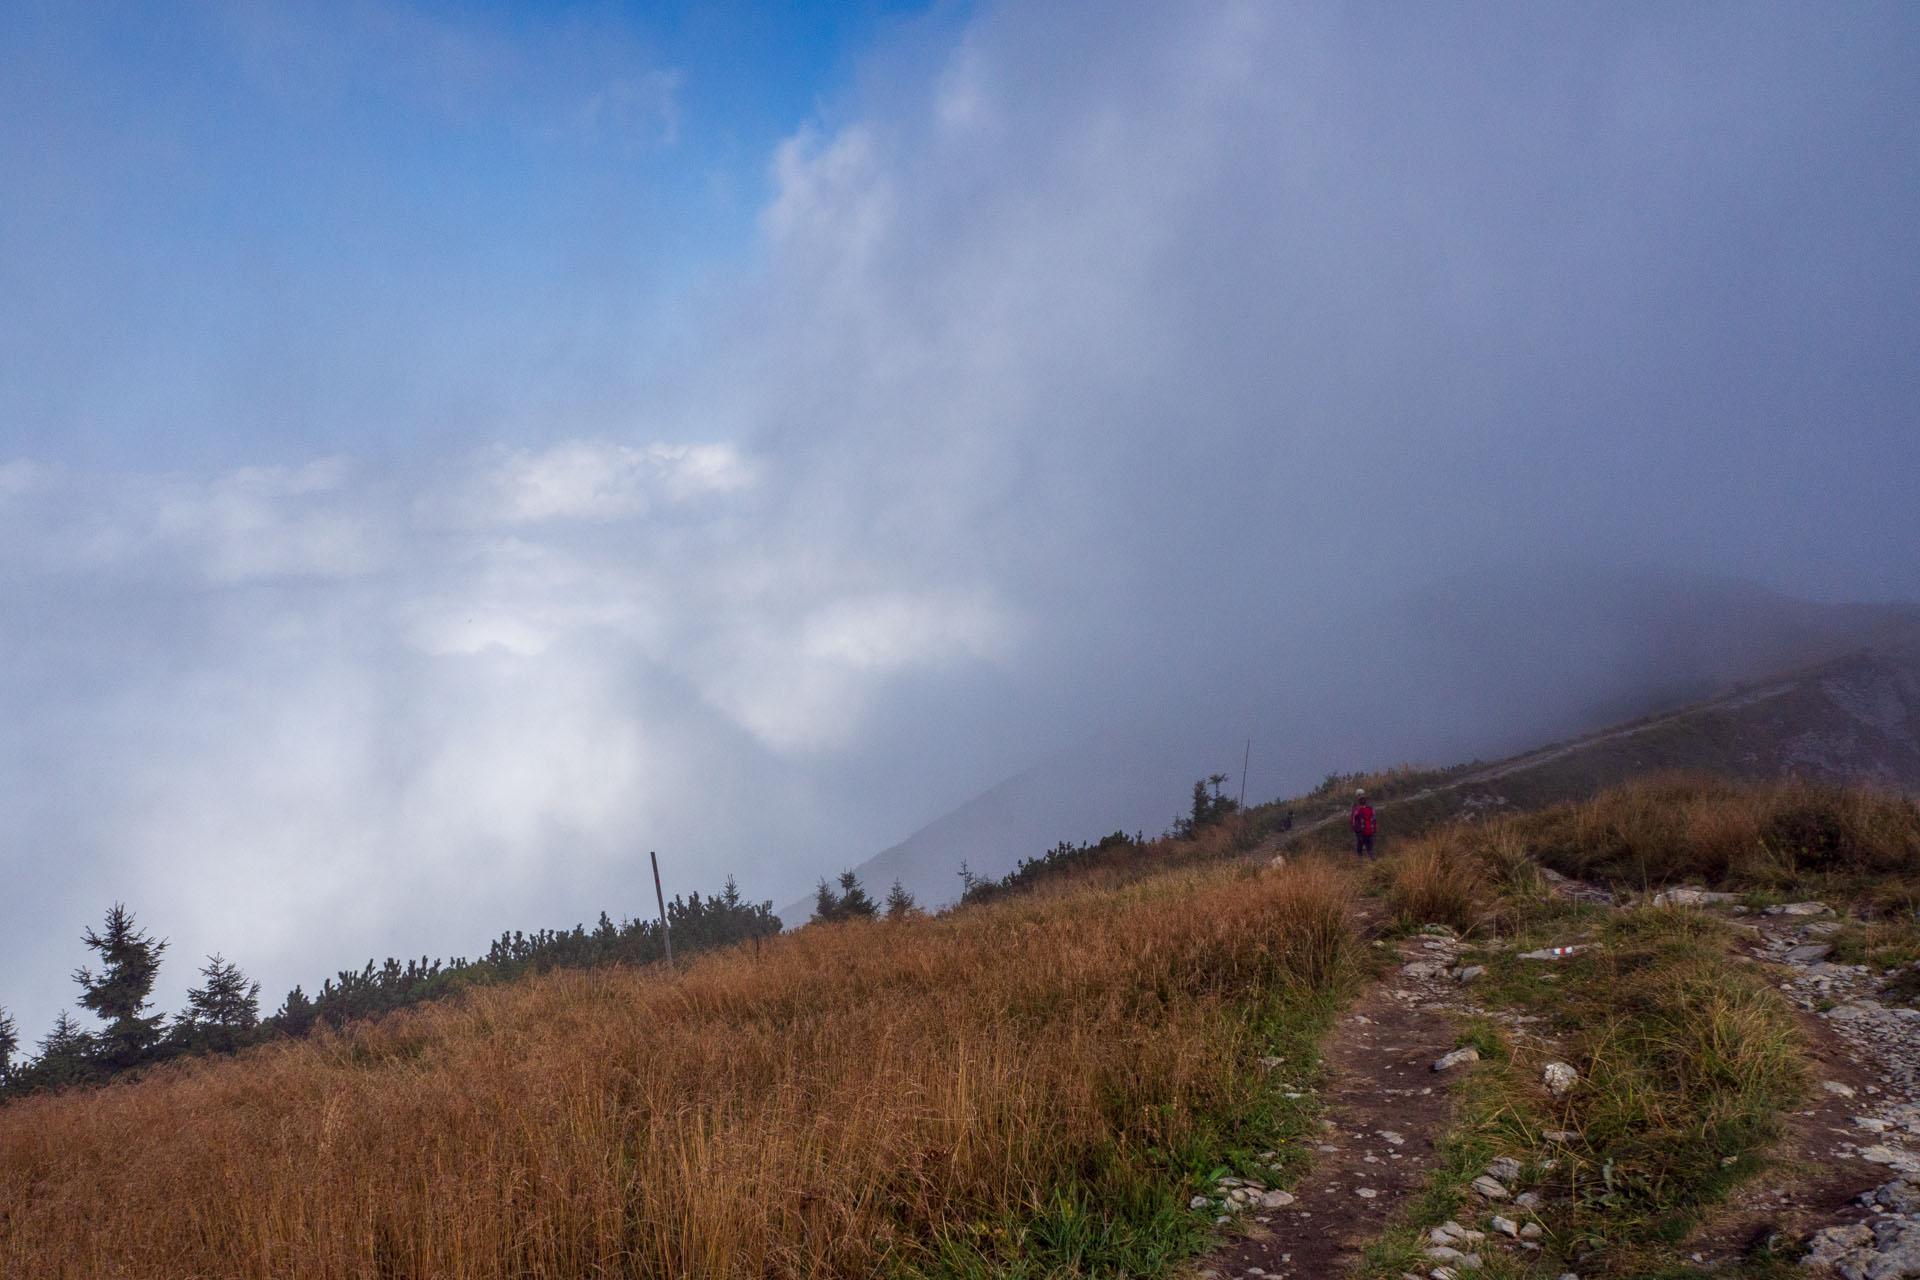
1529, 772, 1919, 889
0, 861, 1355, 1279
1381, 834, 1484, 932
1375, 775, 1920, 928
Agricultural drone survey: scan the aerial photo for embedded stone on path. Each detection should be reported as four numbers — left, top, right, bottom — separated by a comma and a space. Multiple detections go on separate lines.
1765, 901, 1836, 917
1434, 1047, 1480, 1072
1803, 1182, 1920, 1279
1651, 888, 1738, 907
1470, 1175, 1510, 1199
1543, 1061, 1579, 1096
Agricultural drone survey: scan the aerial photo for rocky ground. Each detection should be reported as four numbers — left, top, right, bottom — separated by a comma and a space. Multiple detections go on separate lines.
1189, 885, 1920, 1279
1743, 903, 1920, 1279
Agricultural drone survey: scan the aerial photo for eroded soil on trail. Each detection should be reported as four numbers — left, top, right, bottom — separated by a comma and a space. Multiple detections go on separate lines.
1196, 932, 1465, 1280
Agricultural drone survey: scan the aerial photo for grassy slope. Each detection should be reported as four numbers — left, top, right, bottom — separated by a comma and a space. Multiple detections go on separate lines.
0, 862, 1356, 1280
6, 757, 1915, 1277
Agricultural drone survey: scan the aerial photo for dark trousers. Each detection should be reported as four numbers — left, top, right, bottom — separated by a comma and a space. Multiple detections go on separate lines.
1355, 833, 1375, 858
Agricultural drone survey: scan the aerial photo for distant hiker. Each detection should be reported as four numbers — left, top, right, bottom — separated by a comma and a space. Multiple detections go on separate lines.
1350, 789, 1377, 858
1280, 809, 1295, 832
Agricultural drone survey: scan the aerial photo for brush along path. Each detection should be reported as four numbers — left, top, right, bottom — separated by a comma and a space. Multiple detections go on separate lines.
1194, 923, 1467, 1280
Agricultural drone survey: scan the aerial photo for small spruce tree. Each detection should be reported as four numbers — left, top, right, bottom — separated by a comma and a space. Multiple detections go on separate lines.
35, 1010, 97, 1087
884, 880, 918, 919
74, 904, 168, 1068
835, 870, 877, 918
181, 954, 261, 1053
274, 985, 318, 1037
1174, 774, 1239, 838
811, 877, 843, 924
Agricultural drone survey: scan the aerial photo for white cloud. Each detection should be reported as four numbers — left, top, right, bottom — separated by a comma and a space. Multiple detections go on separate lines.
428, 439, 757, 527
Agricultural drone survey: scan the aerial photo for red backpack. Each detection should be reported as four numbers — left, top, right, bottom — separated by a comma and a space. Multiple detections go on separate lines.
1352, 804, 1377, 836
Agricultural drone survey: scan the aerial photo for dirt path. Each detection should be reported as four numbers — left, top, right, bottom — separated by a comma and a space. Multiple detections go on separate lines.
1196, 928, 1467, 1280
1191, 886, 1920, 1278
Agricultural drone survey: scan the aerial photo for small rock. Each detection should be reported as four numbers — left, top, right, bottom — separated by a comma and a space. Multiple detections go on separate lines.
1426, 1246, 1466, 1263
1430, 1268, 1459, 1280
1456, 965, 1487, 983
1357, 1187, 1378, 1199
1542, 1061, 1579, 1096
1260, 1189, 1296, 1209
1190, 1195, 1211, 1210
1470, 1175, 1510, 1199
1541, 1130, 1579, 1144
1651, 888, 1737, 907
1486, 1157, 1523, 1182
1379, 1130, 1406, 1145
1520, 1222, 1543, 1240
1490, 1215, 1519, 1237
1802, 1223, 1873, 1269
1783, 943, 1835, 964
1403, 960, 1450, 980
1519, 944, 1589, 960
1434, 1047, 1481, 1072
1257, 1055, 1284, 1070
1764, 901, 1835, 917
1863, 1176, 1920, 1214
1513, 1191, 1543, 1211
1822, 1079, 1857, 1099
1859, 1145, 1920, 1174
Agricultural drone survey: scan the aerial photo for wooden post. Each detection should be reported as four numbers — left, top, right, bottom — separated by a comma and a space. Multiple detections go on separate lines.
1239, 737, 1250, 809
651, 850, 674, 970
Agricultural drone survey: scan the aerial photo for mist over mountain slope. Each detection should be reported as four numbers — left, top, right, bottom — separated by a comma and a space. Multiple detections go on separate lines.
787, 568, 1920, 922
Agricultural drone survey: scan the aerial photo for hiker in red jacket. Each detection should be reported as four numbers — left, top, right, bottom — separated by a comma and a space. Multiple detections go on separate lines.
1350, 789, 1377, 858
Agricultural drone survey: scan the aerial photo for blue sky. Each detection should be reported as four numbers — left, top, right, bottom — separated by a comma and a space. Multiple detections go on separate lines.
1, 0, 954, 466
1, 0, 1918, 1046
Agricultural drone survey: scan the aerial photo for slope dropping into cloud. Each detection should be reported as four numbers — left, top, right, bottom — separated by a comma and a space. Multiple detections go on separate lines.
1, 2, 1917, 1041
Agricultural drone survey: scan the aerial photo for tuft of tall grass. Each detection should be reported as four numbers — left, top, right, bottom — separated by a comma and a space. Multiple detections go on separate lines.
0, 861, 1354, 1279
1383, 833, 1489, 933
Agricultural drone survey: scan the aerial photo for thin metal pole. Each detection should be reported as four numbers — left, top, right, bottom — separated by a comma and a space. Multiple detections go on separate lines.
651, 850, 674, 969
1239, 738, 1250, 809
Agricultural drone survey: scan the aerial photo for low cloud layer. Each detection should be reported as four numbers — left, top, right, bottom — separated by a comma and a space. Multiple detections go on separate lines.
3, 1, 1918, 1041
